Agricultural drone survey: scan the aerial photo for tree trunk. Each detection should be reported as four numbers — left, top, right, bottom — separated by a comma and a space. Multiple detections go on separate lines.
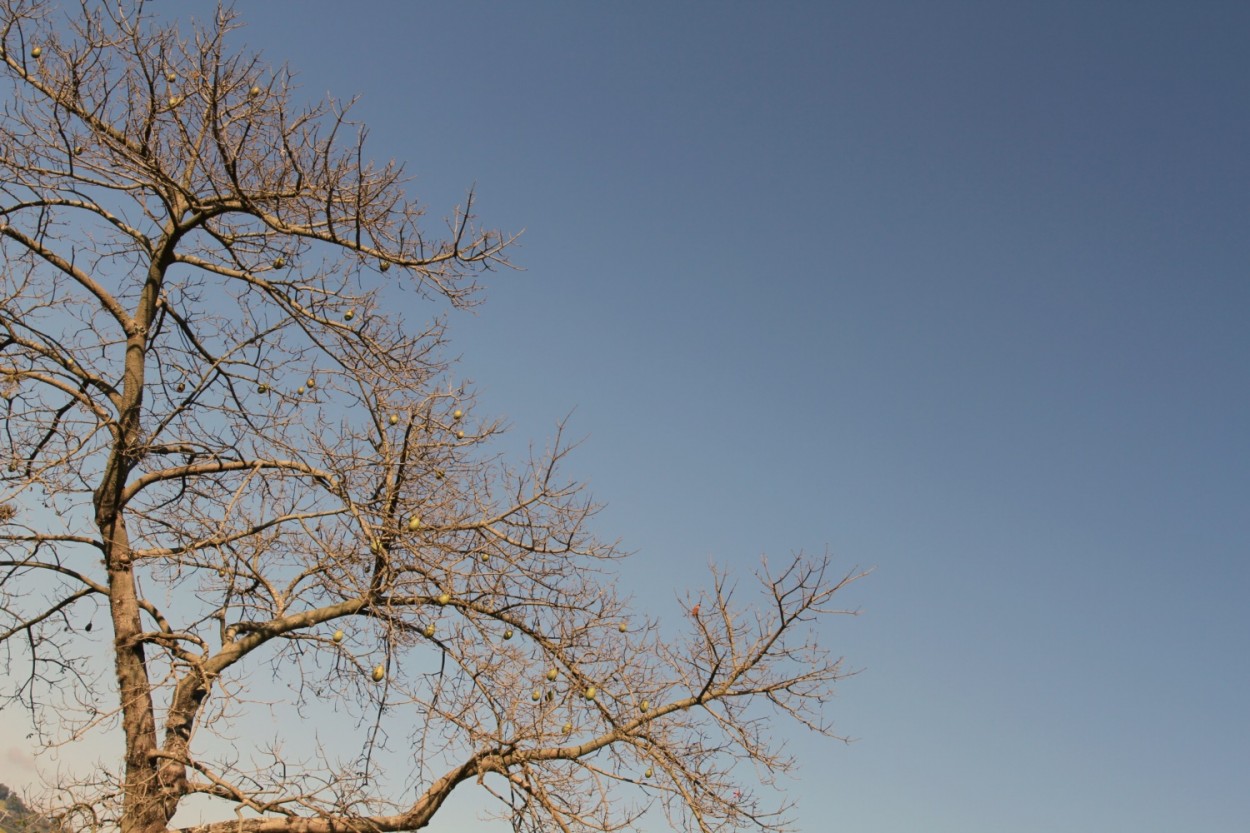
99, 286, 172, 833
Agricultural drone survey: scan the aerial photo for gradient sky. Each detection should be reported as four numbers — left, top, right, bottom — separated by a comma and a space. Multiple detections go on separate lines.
4, 2, 1248, 832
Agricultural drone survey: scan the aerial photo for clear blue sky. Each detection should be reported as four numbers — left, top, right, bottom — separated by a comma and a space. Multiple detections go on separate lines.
7, 2, 1249, 831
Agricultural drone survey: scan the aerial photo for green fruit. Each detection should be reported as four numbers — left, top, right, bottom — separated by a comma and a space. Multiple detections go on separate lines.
257, 383, 269, 394
546, 668, 558, 682
531, 688, 541, 702
503, 629, 513, 640
371, 665, 385, 682
423, 623, 436, 638
332, 629, 344, 643
639, 700, 650, 713
584, 686, 596, 701
562, 721, 573, 734
407, 515, 421, 532
644, 767, 653, 778
272, 256, 285, 269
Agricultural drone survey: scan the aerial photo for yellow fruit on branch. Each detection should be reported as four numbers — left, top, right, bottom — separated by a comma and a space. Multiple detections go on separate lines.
423, 623, 436, 638
30, 46, 42, 58
390, 414, 399, 425
618, 622, 628, 633
531, 689, 541, 702
344, 308, 355, 321
452, 409, 464, 421
503, 629, 514, 640
644, 767, 653, 778
249, 85, 261, 96
332, 629, 344, 644
562, 721, 573, 734
639, 700, 650, 713
584, 686, 597, 701
371, 665, 385, 682
546, 668, 558, 681
407, 515, 421, 532
437, 592, 451, 606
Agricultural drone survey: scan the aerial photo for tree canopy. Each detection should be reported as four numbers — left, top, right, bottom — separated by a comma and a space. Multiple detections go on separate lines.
0, 3, 863, 833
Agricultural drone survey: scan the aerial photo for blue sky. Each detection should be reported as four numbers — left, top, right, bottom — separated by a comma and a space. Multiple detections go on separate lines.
4, 2, 1248, 831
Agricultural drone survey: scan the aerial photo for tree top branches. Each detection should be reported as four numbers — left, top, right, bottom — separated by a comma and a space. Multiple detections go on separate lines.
0, 4, 864, 833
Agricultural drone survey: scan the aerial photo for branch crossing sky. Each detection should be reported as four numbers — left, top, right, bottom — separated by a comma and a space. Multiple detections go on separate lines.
3, 3, 1247, 831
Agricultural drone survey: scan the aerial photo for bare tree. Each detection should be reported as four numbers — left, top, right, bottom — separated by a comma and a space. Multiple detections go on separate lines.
0, 3, 864, 833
